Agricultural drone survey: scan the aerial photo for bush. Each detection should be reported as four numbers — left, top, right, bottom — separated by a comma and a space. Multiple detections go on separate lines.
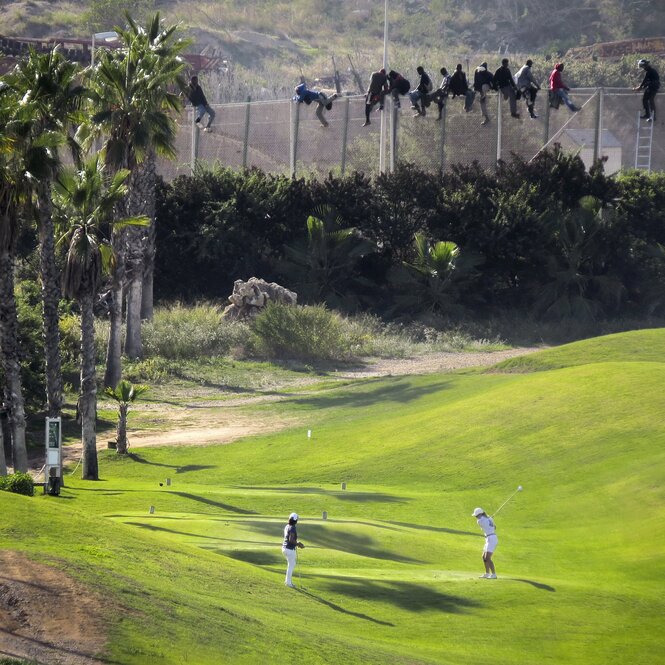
142, 303, 249, 359
250, 303, 359, 361
0, 472, 35, 497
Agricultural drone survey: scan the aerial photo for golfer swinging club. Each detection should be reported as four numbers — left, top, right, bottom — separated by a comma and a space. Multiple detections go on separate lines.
472, 507, 498, 579
282, 512, 305, 588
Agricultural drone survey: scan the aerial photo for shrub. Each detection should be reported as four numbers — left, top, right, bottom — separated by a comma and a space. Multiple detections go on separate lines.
142, 303, 249, 359
0, 472, 35, 497
250, 303, 359, 361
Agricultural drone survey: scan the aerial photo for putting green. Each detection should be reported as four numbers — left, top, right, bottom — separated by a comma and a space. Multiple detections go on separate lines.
1, 329, 664, 664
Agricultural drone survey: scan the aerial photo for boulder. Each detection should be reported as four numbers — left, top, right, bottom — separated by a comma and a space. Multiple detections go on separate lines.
222, 277, 297, 320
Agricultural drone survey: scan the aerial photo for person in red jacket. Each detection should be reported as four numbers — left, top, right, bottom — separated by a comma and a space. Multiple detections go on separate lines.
549, 63, 579, 113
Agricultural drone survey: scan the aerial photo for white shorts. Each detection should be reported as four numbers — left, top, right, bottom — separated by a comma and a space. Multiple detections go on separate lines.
484, 534, 498, 554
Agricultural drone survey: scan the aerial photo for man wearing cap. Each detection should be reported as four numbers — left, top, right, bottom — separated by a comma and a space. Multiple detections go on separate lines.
472, 507, 498, 579
282, 512, 305, 588
634, 59, 660, 122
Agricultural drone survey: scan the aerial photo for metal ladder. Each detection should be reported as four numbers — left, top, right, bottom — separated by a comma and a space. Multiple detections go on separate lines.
634, 111, 654, 172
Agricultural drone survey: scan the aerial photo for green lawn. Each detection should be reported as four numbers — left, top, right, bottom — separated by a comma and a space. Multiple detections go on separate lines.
2, 330, 665, 664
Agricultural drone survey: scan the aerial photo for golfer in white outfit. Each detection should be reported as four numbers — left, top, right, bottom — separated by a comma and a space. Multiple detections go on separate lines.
282, 512, 304, 588
472, 507, 498, 579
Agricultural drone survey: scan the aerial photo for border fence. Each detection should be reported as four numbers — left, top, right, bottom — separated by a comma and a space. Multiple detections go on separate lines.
157, 88, 664, 181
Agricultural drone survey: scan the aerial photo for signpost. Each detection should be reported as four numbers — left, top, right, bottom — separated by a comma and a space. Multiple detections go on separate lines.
45, 417, 62, 493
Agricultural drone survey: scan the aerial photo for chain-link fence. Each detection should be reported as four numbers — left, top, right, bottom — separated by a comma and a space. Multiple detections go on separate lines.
157, 88, 664, 181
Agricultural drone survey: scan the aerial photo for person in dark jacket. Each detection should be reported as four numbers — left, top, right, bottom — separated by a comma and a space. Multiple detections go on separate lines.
388, 70, 411, 108
493, 58, 520, 118
363, 67, 389, 126
186, 75, 215, 131
634, 59, 660, 122
450, 63, 474, 111
473, 62, 494, 125
410, 66, 433, 116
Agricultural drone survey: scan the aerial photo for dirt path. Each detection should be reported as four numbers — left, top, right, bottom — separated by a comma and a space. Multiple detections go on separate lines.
0, 550, 108, 665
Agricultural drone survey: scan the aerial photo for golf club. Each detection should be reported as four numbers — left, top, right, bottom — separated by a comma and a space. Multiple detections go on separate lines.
491, 485, 523, 517
296, 547, 304, 589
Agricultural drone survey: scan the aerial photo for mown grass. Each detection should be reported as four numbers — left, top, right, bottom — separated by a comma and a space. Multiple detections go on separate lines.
3, 329, 665, 664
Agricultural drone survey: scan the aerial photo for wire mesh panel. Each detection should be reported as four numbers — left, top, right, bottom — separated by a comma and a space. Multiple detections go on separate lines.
160, 88, 662, 181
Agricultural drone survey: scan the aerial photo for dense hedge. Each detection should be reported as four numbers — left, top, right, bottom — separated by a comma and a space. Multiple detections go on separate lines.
155, 150, 665, 321
0, 472, 35, 496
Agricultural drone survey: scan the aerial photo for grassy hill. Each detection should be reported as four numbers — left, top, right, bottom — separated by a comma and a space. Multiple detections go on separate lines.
1, 329, 664, 663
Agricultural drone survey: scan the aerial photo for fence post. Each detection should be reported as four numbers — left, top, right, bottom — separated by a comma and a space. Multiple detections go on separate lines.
496, 92, 502, 164
341, 96, 350, 175
439, 102, 447, 173
390, 99, 398, 172
593, 88, 603, 164
190, 110, 199, 174
543, 92, 551, 149
290, 100, 300, 178
242, 96, 251, 169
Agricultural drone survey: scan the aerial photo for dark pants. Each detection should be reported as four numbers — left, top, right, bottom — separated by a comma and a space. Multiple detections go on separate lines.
365, 91, 386, 121
643, 88, 657, 119
521, 87, 538, 116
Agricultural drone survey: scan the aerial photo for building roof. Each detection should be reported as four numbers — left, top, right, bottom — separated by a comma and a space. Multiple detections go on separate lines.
564, 129, 622, 148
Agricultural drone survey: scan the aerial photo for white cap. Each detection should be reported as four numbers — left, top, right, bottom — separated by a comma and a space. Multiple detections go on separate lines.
289, 512, 299, 521
472, 507, 484, 517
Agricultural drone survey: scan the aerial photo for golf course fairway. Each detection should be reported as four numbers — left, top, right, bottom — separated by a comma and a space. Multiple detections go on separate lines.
1, 329, 664, 664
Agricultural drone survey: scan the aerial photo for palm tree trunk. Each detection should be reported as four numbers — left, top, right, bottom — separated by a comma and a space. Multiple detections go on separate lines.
124, 156, 155, 359
103, 235, 124, 389
38, 186, 64, 416
116, 403, 128, 454
141, 152, 157, 322
0, 424, 7, 476
79, 289, 98, 480
0, 249, 29, 473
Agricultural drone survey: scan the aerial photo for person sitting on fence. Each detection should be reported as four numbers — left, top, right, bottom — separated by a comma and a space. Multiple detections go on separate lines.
634, 59, 660, 123
429, 67, 452, 121
410, 66, 434, 117
549, 63, 579, 113
293, 82, 338, 128
450, 63, 474, 112
363, 68, 389, 127
494, 58, 520, 119
387, 70, 411, 109
473, 62, 494, 125
515, 59, 541, 119
186, 76, 215, 132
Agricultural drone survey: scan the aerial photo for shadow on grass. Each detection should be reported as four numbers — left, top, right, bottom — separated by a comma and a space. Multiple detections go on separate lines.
239, 521, 421, 563
295, 588, 395, 626
127, 452, 216, 475
319, 576, 481, 614
169, 491, 257, 514
382, 520, 480, 538
508, 578, 556, 592
231, 486, 409, 504
292, 377, 453, 409
224, 550, 283, 566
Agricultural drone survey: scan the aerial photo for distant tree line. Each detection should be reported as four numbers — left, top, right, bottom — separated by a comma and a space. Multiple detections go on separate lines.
156, 149, 665, 322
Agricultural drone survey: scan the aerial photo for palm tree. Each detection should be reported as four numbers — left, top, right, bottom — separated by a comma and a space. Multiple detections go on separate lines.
83, 13, 187, 376
533, 196, 624, 322
105, 379, 149, 455
54, 157, 147, 480
9, 46, 84, 417
281, 205, 375, 309
390, 232, 481, 317
0, 78, 60, 473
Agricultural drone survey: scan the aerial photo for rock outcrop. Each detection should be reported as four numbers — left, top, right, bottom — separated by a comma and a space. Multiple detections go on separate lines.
222, 277, 297, 320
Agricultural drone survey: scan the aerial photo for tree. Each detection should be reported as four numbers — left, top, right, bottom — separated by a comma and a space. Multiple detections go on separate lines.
9, 46, 84, 417
54, 157, 147, 480
84, 12, 188, 375
390, 232, 481, 318
104, 380, 149, 455
0, 80, 60, 472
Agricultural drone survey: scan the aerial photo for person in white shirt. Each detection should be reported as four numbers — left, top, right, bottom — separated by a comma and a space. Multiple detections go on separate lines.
282, 512, 305, 588
472, 507, 498, 579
